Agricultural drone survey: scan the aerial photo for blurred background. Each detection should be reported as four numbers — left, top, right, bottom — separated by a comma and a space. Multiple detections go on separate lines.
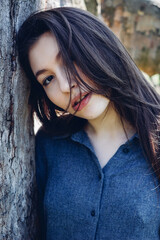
85, 0, 160, 90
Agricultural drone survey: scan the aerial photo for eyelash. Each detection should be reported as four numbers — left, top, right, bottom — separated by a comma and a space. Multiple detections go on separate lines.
43, 75, 54, 86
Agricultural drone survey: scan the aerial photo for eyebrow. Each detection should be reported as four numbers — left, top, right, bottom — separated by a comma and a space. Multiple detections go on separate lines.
35, 51, 62, 78
35, 69, 47, 78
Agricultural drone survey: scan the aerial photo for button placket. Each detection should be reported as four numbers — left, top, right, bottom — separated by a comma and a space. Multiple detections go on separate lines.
123, 147, 130, 153
91, 210, 95, 216
99, 173, 102, 180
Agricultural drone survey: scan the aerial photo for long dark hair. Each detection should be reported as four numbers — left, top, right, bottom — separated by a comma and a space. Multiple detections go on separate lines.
17, 7, 160, 180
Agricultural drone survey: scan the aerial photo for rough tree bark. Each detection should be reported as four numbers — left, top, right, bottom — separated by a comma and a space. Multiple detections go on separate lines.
0, 0, 85, 239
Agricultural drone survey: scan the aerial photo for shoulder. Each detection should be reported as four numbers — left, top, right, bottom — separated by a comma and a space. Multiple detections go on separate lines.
35, 127, 72, 164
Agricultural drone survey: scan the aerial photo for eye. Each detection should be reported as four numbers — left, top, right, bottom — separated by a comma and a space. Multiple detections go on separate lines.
43, 75, 54, 86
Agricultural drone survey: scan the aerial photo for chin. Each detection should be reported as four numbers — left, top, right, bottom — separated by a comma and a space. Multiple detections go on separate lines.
76, 109, 107, 120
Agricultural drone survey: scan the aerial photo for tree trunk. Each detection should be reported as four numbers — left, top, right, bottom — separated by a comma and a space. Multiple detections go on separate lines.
0, 0, 85, 239
101, 0, 160, 76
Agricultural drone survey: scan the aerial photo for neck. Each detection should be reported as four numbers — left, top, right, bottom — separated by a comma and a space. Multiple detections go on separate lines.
85, 102, 135, 140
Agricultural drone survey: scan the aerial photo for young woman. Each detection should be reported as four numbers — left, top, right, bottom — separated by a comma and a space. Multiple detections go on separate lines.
17, 7, 160, 240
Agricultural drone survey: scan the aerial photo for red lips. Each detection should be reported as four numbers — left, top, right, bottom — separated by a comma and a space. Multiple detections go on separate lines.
71, 92, 89, 107
71, 92, 92, 111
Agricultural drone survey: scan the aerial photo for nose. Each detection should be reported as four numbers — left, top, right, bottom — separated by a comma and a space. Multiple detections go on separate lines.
59, 77, 76, 93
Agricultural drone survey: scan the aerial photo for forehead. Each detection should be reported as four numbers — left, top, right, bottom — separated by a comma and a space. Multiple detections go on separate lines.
28, 32, 59, 74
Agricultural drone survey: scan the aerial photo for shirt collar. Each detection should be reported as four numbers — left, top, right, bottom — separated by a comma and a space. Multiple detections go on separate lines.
70, 129, 95, 153
70, 129, 139, 151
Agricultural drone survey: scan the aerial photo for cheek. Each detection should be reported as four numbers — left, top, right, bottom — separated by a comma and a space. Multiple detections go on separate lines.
85, 96, 110, 117
45, 86, 67, 109
46, 89, 60, 104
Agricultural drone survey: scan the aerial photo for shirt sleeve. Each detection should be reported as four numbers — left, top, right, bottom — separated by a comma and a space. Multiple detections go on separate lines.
35, 128, 48, 240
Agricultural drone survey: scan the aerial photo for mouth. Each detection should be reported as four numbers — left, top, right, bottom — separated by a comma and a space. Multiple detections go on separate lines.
72, 92, 92, 111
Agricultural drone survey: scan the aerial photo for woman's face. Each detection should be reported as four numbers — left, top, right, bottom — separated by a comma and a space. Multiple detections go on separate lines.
29, 32, 110, 120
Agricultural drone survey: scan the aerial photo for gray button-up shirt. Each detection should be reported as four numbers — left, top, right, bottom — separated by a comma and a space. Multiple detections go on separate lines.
35, 128, 160, 240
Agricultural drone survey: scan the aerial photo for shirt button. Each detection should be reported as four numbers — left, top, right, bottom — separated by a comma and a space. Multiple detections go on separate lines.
99, 174, 102, 180
123, 147, 129, 153
91, 210, 95, 216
